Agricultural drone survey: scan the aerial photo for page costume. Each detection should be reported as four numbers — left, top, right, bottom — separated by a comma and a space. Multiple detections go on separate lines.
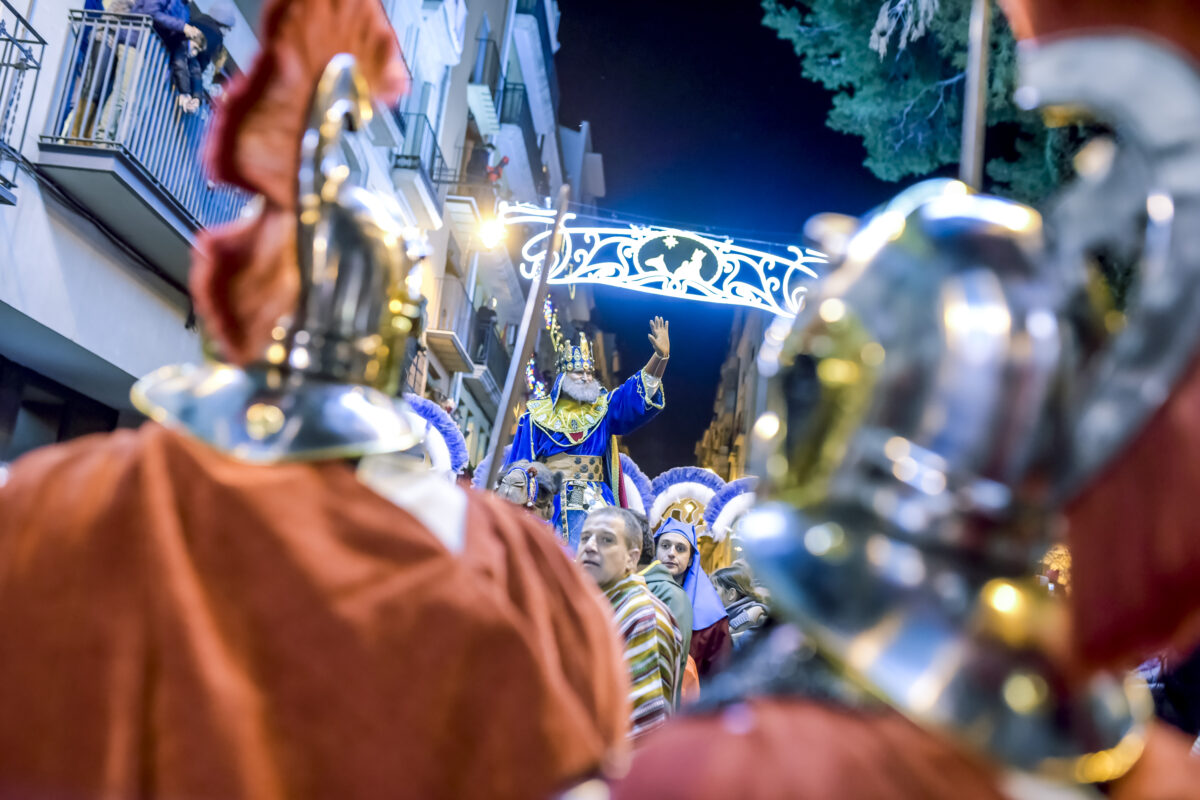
653, 519, 731, 679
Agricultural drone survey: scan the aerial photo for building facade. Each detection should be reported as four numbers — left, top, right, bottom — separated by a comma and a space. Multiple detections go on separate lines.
0, 0, 604, 472
694, 308, 769, 480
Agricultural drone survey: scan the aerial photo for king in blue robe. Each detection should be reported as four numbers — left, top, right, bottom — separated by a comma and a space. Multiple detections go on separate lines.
506, 317, 671, 551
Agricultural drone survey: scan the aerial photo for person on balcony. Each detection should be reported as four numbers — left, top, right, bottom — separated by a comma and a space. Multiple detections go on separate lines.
133, 0, 204, 112
188, 0, 236, 101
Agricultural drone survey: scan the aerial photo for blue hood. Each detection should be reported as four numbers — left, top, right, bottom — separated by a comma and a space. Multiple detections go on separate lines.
654, 518, 727, 630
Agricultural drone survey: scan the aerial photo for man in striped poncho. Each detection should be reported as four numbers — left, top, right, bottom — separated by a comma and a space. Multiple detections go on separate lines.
578, 507, 683, 741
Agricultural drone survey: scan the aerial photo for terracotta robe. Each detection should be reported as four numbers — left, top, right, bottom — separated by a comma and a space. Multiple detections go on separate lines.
611, 698, 1200, 800
0, 423, 629, 799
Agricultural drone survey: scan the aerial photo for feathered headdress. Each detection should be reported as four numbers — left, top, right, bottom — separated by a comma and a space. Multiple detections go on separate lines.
402, 394, 469, 475
703, 476, 758, 544
193, 0, 409, 364
648, 466, 724, 534
619, 453, 655, 516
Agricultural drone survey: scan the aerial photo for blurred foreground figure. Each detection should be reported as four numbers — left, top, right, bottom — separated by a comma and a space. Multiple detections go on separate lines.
0, 0, 627, 797
611, 3, 1200, 798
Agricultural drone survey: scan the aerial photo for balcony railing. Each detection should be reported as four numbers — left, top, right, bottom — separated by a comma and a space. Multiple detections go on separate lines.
39, 11, 244, 230
436, 274, 477, 344
515, 0, 560, 115
0, 0, 46, 202
393, 110, 452, 187
470, 36, 501, 98
466, 36, 502, 134
498, 82, 547, 197
470, 324, 512, 399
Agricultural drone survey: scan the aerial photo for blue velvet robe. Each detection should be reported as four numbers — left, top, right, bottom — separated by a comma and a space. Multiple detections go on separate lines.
507, 371, 665, 551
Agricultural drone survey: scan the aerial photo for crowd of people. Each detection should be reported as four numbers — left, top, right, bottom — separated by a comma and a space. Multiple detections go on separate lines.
6, 0, 1200, 797
58, 0, 236, 142
487, 455, 771, 741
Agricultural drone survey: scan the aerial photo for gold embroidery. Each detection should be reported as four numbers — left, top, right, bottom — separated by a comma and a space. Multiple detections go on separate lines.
527, 391, 610, 436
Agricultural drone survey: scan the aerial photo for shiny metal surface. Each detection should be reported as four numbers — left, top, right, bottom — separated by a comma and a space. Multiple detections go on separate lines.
743, 502, 1149, 781
746, 179, 1149, 783
755, 181, 1061, 564
133, 55, 428, 462
1015, 36, 1200, 503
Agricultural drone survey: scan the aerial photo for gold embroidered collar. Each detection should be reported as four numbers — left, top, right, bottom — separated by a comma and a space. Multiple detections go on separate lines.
527, 391, 610, 436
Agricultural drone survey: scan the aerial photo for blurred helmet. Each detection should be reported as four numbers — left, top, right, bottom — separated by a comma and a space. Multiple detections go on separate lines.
742, 179, 1148, 784
134, 55, 428, 463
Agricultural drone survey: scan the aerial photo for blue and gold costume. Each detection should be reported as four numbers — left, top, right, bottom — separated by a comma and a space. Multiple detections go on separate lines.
507, 336, 665, 551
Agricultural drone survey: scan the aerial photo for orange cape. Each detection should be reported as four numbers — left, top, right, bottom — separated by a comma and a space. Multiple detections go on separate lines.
0, 424, 628, 799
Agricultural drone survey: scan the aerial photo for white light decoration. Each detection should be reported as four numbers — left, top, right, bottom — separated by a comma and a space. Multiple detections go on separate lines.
499, 203, 826, 318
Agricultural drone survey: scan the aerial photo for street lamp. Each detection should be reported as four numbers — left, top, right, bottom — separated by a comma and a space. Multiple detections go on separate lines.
479, 217, 507, 249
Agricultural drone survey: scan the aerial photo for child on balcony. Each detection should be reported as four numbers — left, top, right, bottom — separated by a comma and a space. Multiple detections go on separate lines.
132, 0, 204, 112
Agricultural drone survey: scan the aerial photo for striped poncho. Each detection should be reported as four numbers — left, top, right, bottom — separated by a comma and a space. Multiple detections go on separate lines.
604, 573, 683, 740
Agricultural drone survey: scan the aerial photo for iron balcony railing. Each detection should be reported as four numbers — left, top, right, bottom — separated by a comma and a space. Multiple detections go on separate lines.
393, 110, 453, 188
514, 0, 559, 115
469, 36, 501, 103
435, 273, 477, 346
498, 82, 547, 197
0, 0, 45, 196
40, 10, 244, 229
471, 324, 511, 393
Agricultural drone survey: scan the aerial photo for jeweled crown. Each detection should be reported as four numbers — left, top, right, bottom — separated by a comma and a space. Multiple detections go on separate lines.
557, 333, 595, 373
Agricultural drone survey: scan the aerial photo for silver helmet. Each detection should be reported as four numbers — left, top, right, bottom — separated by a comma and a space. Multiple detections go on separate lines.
742, 178, 1149, 784
133, 54, 428, 463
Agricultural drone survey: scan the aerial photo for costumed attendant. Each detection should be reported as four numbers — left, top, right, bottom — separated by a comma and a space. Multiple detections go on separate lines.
0, 1, 630, 796
649, 466, 725, 573
654, 518, 731, 680
505, 318, 670, 552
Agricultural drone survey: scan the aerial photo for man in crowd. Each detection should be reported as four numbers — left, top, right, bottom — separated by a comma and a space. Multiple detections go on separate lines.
578, 507, 683, 740
634, 511, 692, 704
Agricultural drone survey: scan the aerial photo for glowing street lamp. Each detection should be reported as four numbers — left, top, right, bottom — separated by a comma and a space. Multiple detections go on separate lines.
479, 217, 507, 249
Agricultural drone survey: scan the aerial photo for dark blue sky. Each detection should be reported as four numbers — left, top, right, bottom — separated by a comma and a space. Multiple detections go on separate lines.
554, 0, 895, 474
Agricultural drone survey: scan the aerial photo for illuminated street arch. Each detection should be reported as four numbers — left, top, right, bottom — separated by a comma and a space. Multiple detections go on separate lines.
499, 203, 826, 318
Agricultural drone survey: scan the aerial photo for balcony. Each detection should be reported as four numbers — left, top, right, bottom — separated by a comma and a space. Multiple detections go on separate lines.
0, 0, 46, 205
466, 36, 501, 136
392, 110, 451, 229
497, 82, 548, 200
513, 0, 560, 131
425, 273, 476, 374
464, 324, 512, 417
36, 11, 245, 281
422, 0, 467, 62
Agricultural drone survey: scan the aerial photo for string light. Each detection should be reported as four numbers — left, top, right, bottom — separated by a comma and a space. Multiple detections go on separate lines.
525, 356, 547, 399
543, 297, 565, 350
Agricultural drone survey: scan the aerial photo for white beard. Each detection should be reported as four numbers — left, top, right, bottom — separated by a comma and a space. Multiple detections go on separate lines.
560, 375, 602, 404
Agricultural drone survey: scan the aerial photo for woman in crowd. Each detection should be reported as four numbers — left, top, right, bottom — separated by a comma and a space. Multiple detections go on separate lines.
712, 563, 769, 650
654, 518, 731, 679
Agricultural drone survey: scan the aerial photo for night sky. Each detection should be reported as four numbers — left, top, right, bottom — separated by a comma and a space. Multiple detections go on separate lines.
554, 0, 894, 475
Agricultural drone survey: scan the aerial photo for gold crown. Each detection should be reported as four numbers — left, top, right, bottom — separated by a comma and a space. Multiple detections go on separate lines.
557, 333, 595, 373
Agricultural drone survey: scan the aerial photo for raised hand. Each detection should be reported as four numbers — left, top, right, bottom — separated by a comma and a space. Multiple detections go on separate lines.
648, 316, 670, 359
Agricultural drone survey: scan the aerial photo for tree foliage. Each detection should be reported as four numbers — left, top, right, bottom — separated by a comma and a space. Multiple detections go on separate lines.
762, 0, 1085, 203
